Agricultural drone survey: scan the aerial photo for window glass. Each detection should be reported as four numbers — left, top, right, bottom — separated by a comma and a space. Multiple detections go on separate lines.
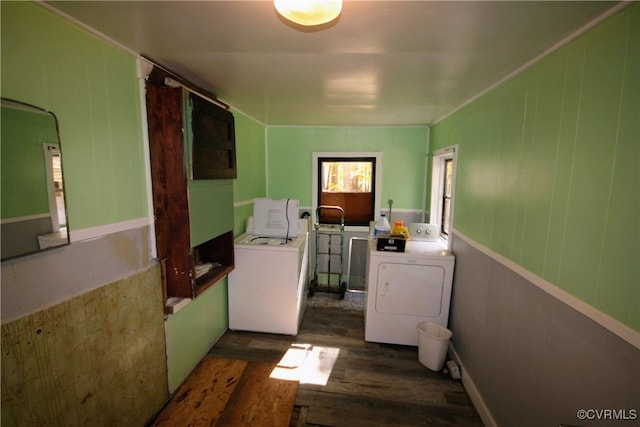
321, 162, 372, 192
52, 153, 66, 227
318, 158, 375, 226
441, 159, 453, 235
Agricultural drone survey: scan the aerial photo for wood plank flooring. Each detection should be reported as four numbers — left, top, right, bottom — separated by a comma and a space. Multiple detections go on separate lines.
208, 292, 484, 426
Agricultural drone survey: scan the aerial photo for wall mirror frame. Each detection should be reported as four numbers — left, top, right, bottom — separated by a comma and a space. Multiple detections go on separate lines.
1, 97, 70, 261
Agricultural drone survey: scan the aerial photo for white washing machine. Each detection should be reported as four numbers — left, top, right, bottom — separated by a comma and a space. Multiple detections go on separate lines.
364, 223, 455, 346
228, 218, 309, 335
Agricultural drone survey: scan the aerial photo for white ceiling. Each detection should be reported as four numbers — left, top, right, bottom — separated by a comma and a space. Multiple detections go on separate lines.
44, 1, 624, 126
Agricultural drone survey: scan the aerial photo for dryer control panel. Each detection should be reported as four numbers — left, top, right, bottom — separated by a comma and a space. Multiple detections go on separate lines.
407, 223, 439, 241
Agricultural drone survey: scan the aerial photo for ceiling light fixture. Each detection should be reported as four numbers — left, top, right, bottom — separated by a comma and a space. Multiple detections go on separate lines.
274, 0, 342, 26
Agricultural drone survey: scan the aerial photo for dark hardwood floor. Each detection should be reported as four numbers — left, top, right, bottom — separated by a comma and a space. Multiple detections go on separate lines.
208, 291, 484, 427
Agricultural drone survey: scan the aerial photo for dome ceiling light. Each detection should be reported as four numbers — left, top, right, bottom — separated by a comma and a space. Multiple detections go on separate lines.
274, 0, 343, 26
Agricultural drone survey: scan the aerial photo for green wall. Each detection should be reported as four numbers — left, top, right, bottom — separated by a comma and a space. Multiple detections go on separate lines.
430, 4, 639, 331
1, 107, 57, 219
1, 1, 148, 230
232, 110, 268, 235
266, 127, 428, 210
233, 111, 267, 203
165, 279, 228, 392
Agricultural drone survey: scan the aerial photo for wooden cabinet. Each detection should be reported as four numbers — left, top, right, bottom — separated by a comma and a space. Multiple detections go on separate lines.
191, 94, 237, 179
146, 80, 235, 301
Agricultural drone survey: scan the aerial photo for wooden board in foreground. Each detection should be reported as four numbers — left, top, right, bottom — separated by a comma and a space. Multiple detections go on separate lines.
216, 361, 299, 427
151, 357, 248, 426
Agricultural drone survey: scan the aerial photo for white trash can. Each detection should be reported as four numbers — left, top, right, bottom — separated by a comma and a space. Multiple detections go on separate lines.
416, 321, 452, 371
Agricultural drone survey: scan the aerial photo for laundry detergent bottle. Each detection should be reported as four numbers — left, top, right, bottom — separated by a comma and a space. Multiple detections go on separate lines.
374, 214, 391, 237
391, 219, 410, 239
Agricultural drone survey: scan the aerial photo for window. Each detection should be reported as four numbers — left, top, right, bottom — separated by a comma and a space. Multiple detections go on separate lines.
441, 158, 453, 235
429, 146, 457, 246
318, 157, 375, 225
44, 143, 66, 230
313, 152, 382, 229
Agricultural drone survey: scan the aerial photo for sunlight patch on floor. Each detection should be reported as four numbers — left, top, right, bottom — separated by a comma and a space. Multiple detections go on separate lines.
270, 343, 340, 386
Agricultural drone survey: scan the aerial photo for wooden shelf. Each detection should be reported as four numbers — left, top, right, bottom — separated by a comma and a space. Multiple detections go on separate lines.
194, 265, 234, 297
193, 231, 235, 297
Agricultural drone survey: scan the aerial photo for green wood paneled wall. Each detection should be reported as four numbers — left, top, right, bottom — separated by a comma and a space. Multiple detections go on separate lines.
1, 107, 57, 218
189, 180, 234, 247
165, 279, 228, 392
232, 111, 267, 203
1, 1, 148, 230
430, 4, 639, 331
266, 127, 428, 210
231, 110, 267, 235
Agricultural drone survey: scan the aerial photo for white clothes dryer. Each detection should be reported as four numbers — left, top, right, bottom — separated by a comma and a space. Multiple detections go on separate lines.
364, 224, 455, 346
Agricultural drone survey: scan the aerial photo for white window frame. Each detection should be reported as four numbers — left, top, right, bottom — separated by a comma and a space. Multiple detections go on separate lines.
429, 145, 458, 250
312, 152, 382, 232
43, 143, 65, 232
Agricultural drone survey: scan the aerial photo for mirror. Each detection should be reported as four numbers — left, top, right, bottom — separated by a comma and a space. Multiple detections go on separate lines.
1, 98, 69, 260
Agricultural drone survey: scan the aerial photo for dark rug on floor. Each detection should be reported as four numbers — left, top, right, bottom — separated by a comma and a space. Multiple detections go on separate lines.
306, 290, 365, 311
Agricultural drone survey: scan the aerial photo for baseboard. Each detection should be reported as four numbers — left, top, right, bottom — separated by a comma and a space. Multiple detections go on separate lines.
449, 344, 498, 427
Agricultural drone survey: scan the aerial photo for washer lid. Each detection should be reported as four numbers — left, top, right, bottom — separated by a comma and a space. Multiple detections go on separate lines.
237, 234, 292, 246
253, 198, 300, 238
235, 232, 307, 250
